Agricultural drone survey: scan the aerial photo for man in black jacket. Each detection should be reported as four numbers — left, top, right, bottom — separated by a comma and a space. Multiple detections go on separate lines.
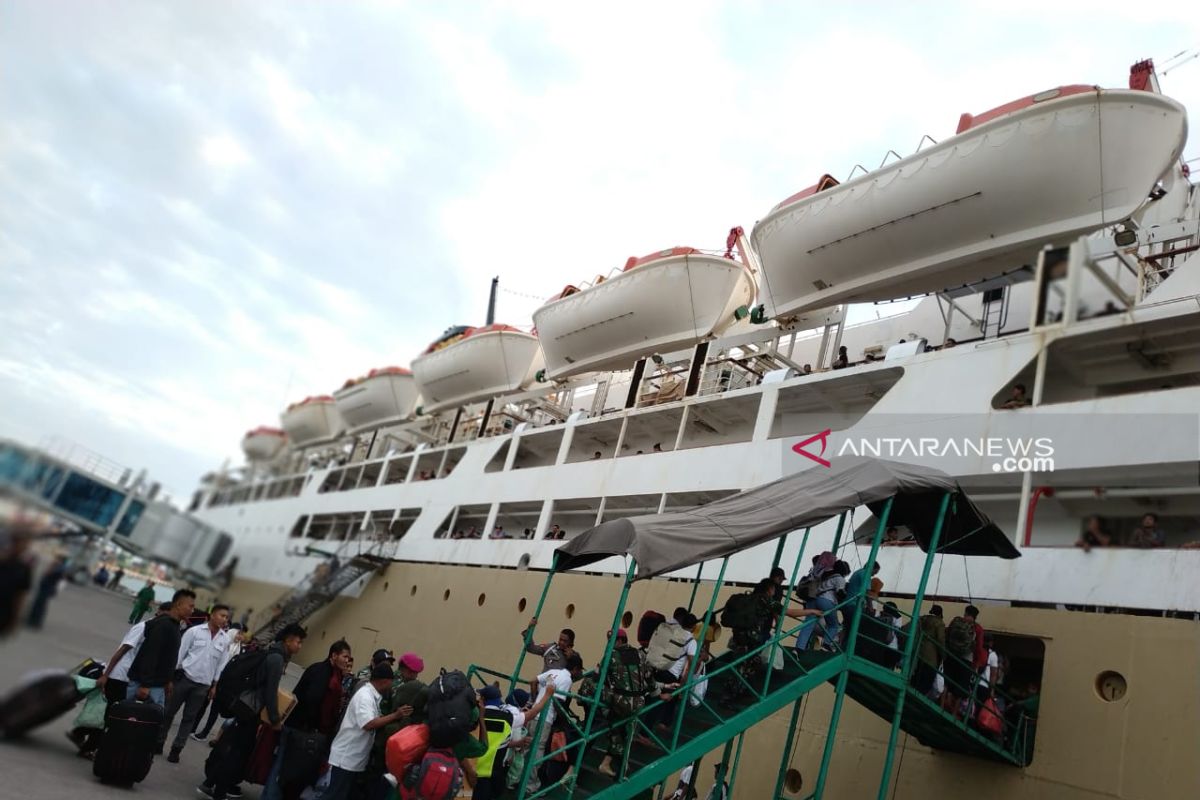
126, 588, 196, 708
201, 623, 306, 800
263, 639, 352, 800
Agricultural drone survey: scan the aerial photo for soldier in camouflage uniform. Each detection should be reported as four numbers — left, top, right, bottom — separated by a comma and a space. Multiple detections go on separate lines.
725, 579, 778, 700
597, 629, 654, 778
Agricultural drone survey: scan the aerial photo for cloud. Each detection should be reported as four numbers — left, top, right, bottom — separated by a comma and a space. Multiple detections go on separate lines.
1, 0, 1198, 498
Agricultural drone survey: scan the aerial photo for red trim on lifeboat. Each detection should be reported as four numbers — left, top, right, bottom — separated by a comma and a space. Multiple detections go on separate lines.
622, 246, 701, 272
367, 366, 412, 378
955, 84, 1096, 134
244, 426, 286, 439
771, 174, 840, 212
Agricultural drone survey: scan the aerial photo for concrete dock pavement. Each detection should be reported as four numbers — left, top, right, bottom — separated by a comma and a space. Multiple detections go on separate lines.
0, 583, 268, 800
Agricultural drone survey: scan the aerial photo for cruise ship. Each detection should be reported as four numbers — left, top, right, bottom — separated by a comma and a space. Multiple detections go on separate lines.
10, 60, 1199, 799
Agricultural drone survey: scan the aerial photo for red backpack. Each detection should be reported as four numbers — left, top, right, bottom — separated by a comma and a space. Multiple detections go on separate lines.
399, 748, 462, 800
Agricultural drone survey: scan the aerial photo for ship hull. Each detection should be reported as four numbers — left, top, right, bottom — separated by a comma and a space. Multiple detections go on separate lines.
533, 254, 756, 379
411, 329, 541, 412
751, 89, 1187, 316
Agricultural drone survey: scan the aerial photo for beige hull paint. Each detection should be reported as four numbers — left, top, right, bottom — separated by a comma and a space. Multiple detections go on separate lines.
213, 565, 1200, 800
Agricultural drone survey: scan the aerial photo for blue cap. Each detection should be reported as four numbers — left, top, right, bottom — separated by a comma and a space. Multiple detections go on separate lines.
506, 688, 530, 708
479, 684, 502, 704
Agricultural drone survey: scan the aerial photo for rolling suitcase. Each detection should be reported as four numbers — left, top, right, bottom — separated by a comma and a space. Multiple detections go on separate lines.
0, 669, 81, 738
94, 699, 164, 785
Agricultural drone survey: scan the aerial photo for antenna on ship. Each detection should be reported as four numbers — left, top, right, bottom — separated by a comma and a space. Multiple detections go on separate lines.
485, 275, 499, 325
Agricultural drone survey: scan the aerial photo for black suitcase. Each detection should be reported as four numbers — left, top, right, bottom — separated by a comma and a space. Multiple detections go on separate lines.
94, 699, 164, 785
0, 669, 81, 738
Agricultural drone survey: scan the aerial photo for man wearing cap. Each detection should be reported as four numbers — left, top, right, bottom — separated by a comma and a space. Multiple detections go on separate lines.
597, 628, 654, 778
325, 664, 407, 800
366, 652, 427, 798
348, 648, 395, 701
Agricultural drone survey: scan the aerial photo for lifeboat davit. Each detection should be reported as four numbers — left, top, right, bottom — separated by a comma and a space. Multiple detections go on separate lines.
533, 247, 756, 379
411, 324, 541, 412
752, 84, 1188, 316
280, 396, 344, 446
241, 427, 286, 461
333, 367, 420, 430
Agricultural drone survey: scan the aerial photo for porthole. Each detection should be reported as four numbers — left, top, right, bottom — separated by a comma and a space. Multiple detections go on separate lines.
565, 603, 575, 619
383, 582, 390, 592
1095, 670, 1127, 702
518, 598, 527, 613
410, 585, 417, 596
443, 589, 451, 602
784, 768, 803, 793
621, 611, 633, 628
478, 593, 486, 607
518, 554, 531, 570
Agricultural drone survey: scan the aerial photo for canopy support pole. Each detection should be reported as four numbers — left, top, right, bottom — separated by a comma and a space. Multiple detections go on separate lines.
573, 560, 638, 781
813, 497, 894, 799
771, 698, 804, 799
875, 491, 951, 800
687, 562, 704, 610
511, 557, 557, 694
672, 556, 729, 750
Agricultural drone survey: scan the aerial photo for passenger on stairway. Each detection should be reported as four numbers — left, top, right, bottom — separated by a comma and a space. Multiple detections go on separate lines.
1075, 515, 1112, 552
832, 346, 849, 369
1130, 512, 1166, 548
1001, 383, 1030, 409
650, 610, 699, 732
521, 616, 576, 671
912, 605, 945, 697
795, 562, 848, 652
846, 562, 880, 613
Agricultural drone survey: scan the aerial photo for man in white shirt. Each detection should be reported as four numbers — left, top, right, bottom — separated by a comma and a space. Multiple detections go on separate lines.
522, 652, 583, 795
325, 663, 406, 800
96, 601, 172, 703
159, 605, 234, 762
975, 633, 1000, 707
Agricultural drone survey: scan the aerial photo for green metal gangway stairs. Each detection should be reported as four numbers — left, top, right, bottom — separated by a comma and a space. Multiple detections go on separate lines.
467, 485, 1034, 800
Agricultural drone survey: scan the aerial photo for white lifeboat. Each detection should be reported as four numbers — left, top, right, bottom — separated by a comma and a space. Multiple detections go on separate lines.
752, 84, 1188, 316
241, 426, 286, 462
411, 324, 541, 412
533, 245, 756, 380
334, 367, 420, 430
280, 395, 344, 446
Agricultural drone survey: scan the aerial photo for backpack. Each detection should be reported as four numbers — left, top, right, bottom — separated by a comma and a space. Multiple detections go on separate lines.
213, 649, 269, 718
637, 611, 667, 648
386, 723, 430, 780
399, 747, 462, 800
425, 671, 474, 748
645, 623, 689, 671
719, 592, 759, 630
946, 617, 976, 658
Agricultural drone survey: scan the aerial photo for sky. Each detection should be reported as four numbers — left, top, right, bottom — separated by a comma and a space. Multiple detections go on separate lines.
2, 1, 1199, 500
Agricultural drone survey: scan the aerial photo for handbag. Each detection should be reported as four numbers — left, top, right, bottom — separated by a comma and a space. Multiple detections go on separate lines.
977, 696, 1003, 735
689, 664, 708, 707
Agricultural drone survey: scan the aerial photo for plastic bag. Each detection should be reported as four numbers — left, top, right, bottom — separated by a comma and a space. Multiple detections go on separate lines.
71, 689, 108, 731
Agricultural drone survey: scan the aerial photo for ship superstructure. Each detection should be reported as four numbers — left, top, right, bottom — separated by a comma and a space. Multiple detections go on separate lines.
187, 62, 1200, 799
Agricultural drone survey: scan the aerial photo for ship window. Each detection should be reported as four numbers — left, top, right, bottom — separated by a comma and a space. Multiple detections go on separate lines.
440, 503, 490, 539
518, 554, 531, 570
564, 417, 623, 464
676, 393, 760, 452
784, 769, 803, 793
357, 461, 383, 489
565, 603, 575, 619
617, 406, 685, 458
443, 589, 451, 601
410, 585, 417, 596
54, 473, 127, 528
545, 497, 602, 537
495, 501, 544, 541
511, 427, 566, 470
477, 593, 486, 607
518, 597, 527, 612
318, 469, 343, 493
621, 611, 633, 628
382, 456, 413, 485
484, 441, 511, 473
768, 367, 903, 440
388, 508, 421, 540
337, 465, 364, 492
